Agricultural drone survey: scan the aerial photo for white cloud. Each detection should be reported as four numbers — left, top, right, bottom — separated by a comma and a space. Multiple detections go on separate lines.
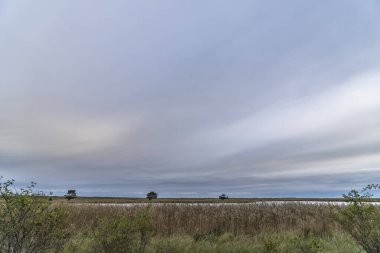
0, 113, 128, 157
205, 71, 380, 156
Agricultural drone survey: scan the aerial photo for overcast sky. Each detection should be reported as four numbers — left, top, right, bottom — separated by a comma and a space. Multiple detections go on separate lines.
1, 1, 380, 197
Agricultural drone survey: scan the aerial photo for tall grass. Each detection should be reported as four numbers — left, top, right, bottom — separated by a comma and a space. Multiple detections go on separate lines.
68, 203, 339, 236
61, 203, 363, 253
0, 178, 369, 252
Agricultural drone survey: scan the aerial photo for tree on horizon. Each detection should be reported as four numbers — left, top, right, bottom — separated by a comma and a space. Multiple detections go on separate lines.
146, 191, 158, 200
219, 194, 229, 200
65, 189, 77, 201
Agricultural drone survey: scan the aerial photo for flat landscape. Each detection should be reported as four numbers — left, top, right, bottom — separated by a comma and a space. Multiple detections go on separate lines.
2, 0, 380, 252
0, 194, 363, 252
54, 198, 370, 252
1, 178, 377, 253
1, 180, 379, 252
55, 197, 348, 204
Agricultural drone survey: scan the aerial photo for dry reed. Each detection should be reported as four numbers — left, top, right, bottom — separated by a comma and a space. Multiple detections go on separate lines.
67, 203, 339, 237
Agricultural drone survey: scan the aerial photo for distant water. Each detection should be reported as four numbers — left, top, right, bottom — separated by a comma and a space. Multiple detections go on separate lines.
72, 201, 380, 207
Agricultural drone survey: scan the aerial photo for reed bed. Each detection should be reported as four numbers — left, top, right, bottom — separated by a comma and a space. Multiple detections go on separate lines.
67, 203, 339, 236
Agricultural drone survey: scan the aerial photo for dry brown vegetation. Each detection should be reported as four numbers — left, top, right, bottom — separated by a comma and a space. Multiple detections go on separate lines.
0, 179, 371, 252
68, 203, 339, 237
53, 196, 348, 203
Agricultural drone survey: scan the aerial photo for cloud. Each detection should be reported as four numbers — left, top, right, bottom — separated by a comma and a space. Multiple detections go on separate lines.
0, 114, 127, 157
203, 71, 380, 155
1, 0, 380, 196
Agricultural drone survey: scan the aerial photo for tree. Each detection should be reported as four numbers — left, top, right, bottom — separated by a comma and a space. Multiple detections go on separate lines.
146, 191, 157, 200
0, 178, 69, 253
65, 189, 77, 201
219, 194, 229, 200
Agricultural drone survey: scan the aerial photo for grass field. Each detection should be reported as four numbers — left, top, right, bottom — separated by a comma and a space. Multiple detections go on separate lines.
54, 196, 351, 203
60, 203, 365, 252
1, 183, 376, 253
0, 191, 372, 252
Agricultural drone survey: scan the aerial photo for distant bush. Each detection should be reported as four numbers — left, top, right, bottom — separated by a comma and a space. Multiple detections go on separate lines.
338, 184, 380, 253
146, 191, 158, 200
65, 189, 77, 201
0, 178, 69, 253
219, 194, 229, 200
93, 207, 153, 253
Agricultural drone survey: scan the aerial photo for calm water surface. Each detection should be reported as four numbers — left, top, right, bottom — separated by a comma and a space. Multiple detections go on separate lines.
73, 201, 380, 207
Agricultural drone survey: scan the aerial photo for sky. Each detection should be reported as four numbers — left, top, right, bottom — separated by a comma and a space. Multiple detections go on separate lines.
1, 1, 380, 197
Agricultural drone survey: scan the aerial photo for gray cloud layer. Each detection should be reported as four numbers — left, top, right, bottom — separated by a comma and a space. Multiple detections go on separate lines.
1, 0, 380, 197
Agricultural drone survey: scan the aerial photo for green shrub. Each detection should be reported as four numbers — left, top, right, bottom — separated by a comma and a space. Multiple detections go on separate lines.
217, 233, 235, 244
149, 232, 363, 253
338, 184, 380, 253
61, 233, 94, 253
93, 207, 153, 253
0, 178, 69, 253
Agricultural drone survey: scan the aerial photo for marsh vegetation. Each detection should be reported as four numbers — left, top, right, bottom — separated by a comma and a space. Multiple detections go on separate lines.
1, 179, 379, 252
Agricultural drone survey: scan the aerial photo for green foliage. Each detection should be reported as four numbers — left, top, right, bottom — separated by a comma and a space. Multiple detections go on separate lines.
338, 184, 380, 253
0, 178, 69, 253
65, 189, 76, 201
148, 232, 363, 253
146, 191, 158, 200
60, 233, 93, 253
0, 177, 372, 252
93, 207, 153, 253
219, 194, 228, 200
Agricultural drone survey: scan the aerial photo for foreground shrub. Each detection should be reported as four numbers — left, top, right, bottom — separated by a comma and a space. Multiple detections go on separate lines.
0, 178, 69, 253
338, 184, 380, 253
93, 207, 153, 253
148, 232, 363, 253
